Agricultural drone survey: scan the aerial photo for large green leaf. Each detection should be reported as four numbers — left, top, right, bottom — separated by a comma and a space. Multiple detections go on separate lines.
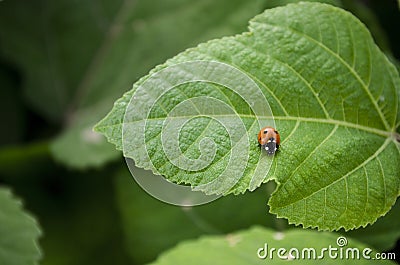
149, 226, 395, 265
95, 2, 400, 230
0, 187, 42, 265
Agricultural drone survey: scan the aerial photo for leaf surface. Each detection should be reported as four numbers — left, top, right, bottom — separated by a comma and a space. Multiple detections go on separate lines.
0, 187, 42, 265
95, 2, 400, 230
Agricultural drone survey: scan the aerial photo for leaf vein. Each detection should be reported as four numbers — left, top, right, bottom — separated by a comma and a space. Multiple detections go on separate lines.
365, 33, 373, 88
359, 166, 369, 224
228, 64, 289, 116
344, 15, 356, 69
101, 115, 391, 138
376, 156, 387, 208
281, 120, 300, 145
279, 124, 338, 189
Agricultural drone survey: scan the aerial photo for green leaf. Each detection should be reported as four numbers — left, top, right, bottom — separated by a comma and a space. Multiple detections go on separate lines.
95, 2, 400, 230
149, 226, 395, 265
0, 187, 42, 265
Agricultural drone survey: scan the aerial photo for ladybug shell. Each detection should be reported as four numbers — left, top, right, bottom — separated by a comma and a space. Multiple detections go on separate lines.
258, 126, 280, 154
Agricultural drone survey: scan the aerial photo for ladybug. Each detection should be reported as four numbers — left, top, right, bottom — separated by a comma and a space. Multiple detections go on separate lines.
258, 126, 280, 155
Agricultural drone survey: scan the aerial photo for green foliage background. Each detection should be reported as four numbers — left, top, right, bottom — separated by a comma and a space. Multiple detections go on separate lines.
0, 0, 399, 264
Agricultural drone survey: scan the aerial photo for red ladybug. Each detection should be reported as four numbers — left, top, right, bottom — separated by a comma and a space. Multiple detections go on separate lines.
258, 126, 280, 155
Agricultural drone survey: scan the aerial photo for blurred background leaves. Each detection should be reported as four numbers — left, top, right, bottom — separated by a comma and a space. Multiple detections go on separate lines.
0, 0, 399, 264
